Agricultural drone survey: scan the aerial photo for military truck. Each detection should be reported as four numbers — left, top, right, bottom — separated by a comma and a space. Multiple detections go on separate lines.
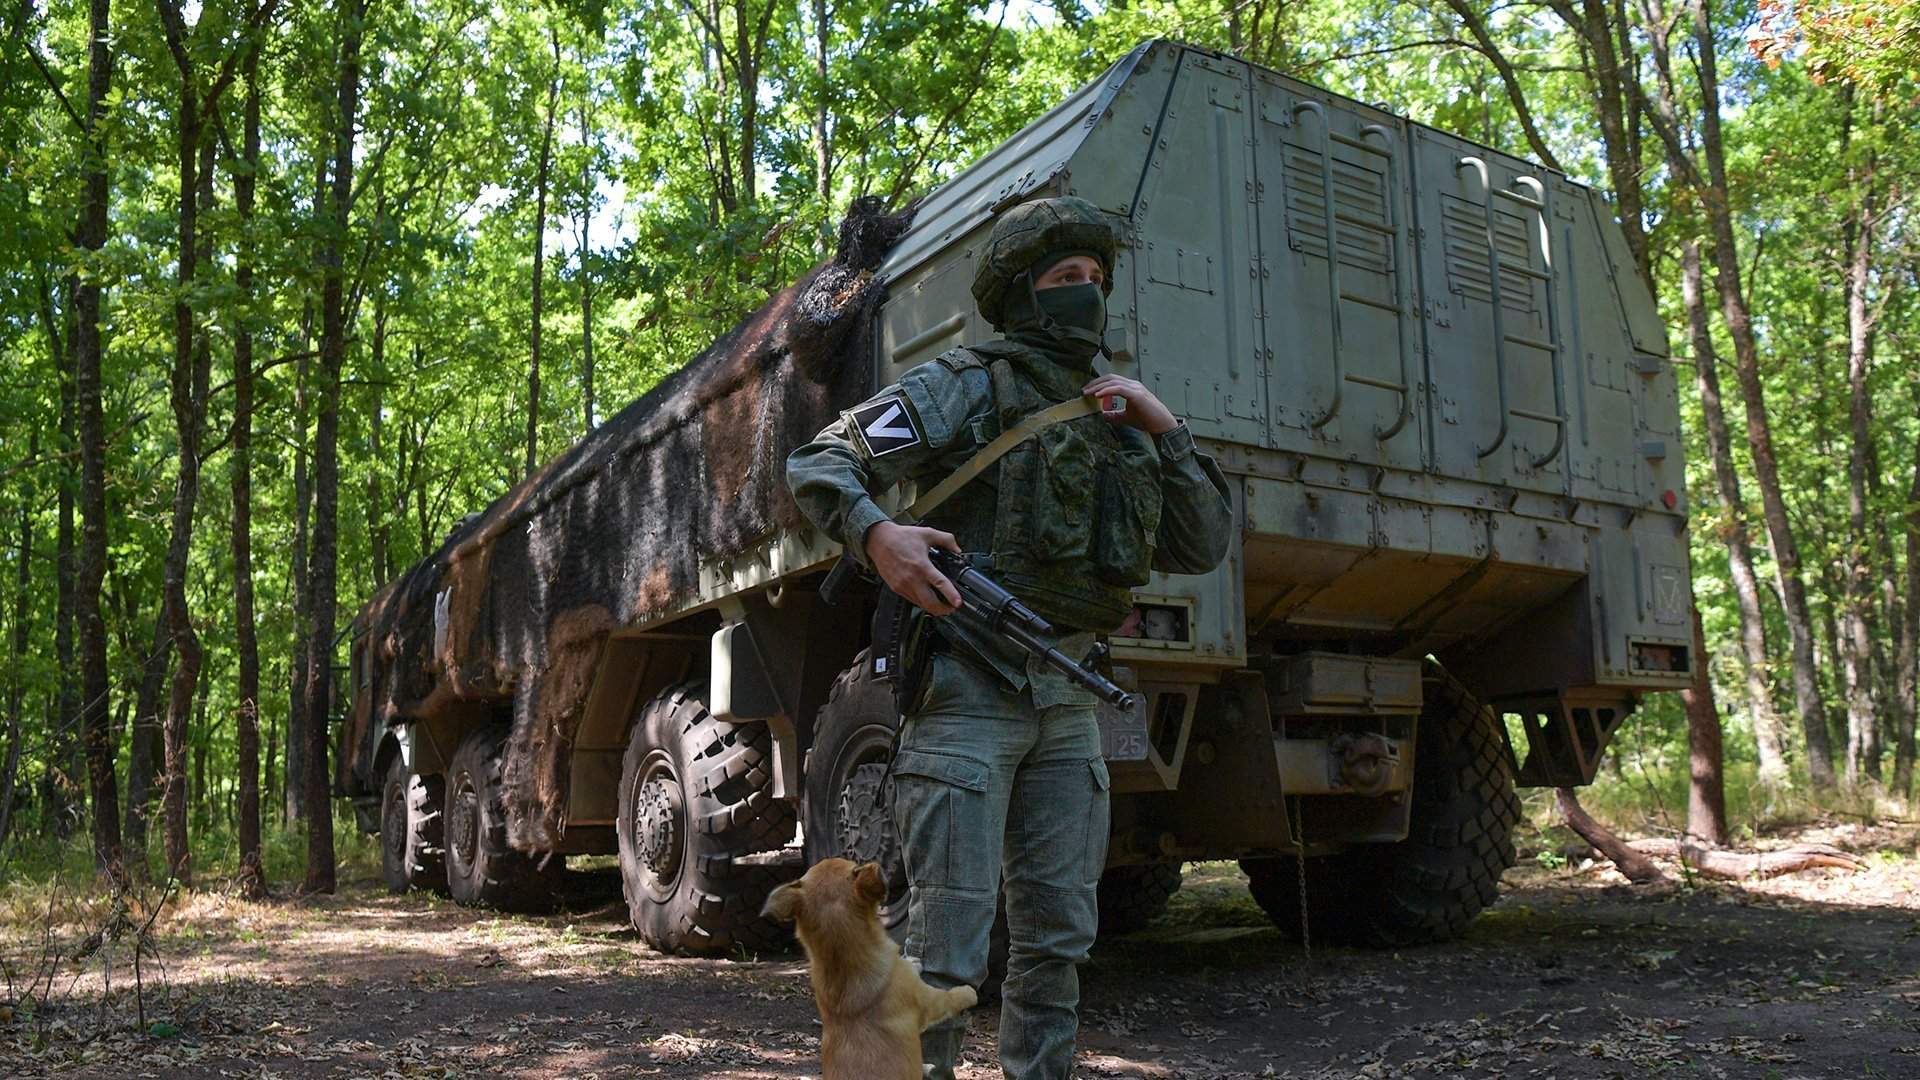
336, 39, 1692, 955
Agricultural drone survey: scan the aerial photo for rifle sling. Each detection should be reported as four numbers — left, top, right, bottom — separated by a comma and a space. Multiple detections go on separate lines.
904, 396, 1101, 522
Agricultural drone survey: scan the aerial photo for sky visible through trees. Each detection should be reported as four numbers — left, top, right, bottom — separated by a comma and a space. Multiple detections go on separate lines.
0, 0, 1915, 882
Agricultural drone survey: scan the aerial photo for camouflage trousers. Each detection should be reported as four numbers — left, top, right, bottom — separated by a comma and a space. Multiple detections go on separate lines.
890, 650, 1112, 1080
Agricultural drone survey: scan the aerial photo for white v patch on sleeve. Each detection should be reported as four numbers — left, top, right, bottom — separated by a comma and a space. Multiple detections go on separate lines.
848, 394, 924, 459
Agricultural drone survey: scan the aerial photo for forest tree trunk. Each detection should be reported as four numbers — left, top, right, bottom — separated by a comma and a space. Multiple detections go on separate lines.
368, 295, 388, 589
577, 75, 595, 433
232, 44, 266, 897
812, 0, 830, 208
74, 0, 123, 875
264, 699, 280, 826
193, 666, 213, 822
1840, 167, 1881, 785
1690, 0, 1836, 788
287, 160, 325, 824
286, 153, 324, 822
734, 2, 758, 205
1, 451, 33, 850
1683, 606, 1729, 844
288, 358, 310, 822
126, 609, 170, 850
1896, 407, 1920, 796
155, 67, 218, 886
1681, 241, 1787, 783
526, 24, 559, 479
48, 277, 78, 837
1545, 0, 1647, 275
304, 0, 368, 894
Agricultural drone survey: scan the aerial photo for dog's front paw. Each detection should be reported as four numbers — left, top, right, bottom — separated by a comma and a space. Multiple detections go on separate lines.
918, 983, 979, 1029
944, 984, 978, 1015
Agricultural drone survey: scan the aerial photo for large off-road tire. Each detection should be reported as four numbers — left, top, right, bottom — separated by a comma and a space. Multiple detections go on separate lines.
618, 682, 793, 956
444, 727, 561, 911
1096, 861, 1184, 934
1241, 664, 1519, 946
1238, 850, 1371, 943
803, 650, 911, 941
379, 754, 446, 894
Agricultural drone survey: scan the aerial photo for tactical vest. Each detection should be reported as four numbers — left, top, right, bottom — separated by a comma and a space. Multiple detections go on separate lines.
917, 344, 1162, 633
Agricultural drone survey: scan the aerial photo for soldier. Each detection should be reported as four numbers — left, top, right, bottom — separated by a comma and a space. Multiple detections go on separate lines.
786, 195, 1234, 1079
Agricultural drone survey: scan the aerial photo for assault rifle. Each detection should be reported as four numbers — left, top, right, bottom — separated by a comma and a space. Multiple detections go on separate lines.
820, 548, 1136, 711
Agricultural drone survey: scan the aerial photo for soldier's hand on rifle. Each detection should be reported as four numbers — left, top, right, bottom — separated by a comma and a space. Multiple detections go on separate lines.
1083, 374, 1178, 436
863, 521, 963, 616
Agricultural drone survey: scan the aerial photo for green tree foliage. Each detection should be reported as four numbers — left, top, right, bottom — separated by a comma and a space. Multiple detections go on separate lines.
0, 0, 1914, 883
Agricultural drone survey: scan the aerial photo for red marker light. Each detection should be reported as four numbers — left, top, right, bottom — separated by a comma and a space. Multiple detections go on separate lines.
1661, 489, 1677, 510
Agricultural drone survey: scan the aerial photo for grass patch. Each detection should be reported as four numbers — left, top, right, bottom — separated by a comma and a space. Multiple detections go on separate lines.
1509, 691, 1909, 855
0, 810, 381, 938
1160, 861, 1267, 931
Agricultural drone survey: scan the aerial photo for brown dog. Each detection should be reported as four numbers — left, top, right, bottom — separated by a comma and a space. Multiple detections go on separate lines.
764, 858, 977, 1079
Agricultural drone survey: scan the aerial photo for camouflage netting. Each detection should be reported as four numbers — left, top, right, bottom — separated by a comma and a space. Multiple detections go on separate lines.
349, 197, 916, 855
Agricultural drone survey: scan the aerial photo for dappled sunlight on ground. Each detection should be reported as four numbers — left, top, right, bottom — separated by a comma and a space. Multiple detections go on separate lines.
2, 820, 1916, 1077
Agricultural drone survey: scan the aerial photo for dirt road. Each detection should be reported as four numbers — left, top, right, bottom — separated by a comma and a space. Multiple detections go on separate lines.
4, 822, 1916, 1079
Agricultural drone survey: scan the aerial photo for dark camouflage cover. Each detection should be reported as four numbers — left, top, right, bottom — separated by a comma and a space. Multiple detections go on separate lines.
342, 198, 915, 854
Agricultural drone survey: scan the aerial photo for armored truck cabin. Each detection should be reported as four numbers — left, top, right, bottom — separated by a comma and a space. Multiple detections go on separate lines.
336, 39, 1692, 953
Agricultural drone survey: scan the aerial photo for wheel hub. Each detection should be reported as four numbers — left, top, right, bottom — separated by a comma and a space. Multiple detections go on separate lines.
836, 762, 903, 894
635, 775, 683, 879
448, 777, 479, 866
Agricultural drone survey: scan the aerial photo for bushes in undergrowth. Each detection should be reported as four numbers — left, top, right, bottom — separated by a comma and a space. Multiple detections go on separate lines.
0, 809, 379, 908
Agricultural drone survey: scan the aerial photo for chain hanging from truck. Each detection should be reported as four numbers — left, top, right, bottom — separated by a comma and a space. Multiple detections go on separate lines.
1291, 794, 1311, 972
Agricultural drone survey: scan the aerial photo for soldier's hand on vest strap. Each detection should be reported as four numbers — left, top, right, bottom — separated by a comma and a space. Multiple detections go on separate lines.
863, 521, 964, 616
1082, 374, 1177, 435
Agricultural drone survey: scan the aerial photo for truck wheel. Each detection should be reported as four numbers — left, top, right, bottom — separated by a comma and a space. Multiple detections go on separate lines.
1096, 862, 1183, 934
803, 650, 910, 941
1237, 850, 1363, 942
618, 682, 792, 956
379, 754, 446, 894
444, 727, 560, 911
1241, 665, 1519, 946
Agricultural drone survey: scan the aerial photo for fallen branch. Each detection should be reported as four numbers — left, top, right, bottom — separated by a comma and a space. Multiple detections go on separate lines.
1555, 788, 1670, 884
1626, 838, 1868, 879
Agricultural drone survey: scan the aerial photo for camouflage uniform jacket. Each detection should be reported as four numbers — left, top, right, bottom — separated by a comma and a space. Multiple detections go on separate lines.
786, 340, 1235, 705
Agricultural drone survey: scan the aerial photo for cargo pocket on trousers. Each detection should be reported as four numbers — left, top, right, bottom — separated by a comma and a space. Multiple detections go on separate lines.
1081, 757, 1112, 887
891, 749, 993, 889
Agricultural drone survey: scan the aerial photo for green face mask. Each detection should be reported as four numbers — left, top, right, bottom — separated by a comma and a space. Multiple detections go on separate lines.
1004, 277, 1107, 366
1036, 282, 1106, 339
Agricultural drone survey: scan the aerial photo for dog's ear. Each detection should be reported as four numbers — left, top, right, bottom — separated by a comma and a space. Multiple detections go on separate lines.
852, 861, 886, 905
762, 880, 804, 923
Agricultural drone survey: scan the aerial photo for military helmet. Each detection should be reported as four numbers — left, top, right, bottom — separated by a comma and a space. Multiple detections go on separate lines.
971, 195, 1118, 328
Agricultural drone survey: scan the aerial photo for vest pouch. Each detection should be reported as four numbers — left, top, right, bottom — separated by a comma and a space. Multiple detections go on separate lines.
981, 354, 1150, 632
1090, 441, 1162, 587
1016, 423, 1096, 560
